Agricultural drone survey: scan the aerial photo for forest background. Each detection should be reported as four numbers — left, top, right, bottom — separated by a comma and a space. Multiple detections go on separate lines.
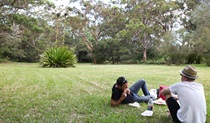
1, 0, 210, 66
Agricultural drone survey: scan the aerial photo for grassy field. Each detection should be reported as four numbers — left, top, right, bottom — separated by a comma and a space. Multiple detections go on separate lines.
0, 63, 209, 123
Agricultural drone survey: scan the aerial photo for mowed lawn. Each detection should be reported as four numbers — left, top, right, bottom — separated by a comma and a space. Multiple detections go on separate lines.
0, 63, 209, 123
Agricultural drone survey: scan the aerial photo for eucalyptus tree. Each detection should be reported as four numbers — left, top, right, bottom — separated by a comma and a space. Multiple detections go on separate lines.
175, 0, 204, 31
156, 0, 203, 65
0, 0, 55, 61
190, 0, 210, 65
162, 0, 204, 65
63, 0, 126, 63
117, 0, 179, 61
92, 5, 128, 64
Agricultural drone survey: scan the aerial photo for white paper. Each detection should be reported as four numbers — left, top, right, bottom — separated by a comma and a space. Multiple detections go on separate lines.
141, 110, 153, 116
153, 98, 166, 105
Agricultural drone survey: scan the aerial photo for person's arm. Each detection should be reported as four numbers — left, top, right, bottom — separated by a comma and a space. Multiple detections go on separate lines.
160, 87, 172, 100
160, 87, 171, 96
160, 87, 179, 100
111, 91, 127, 107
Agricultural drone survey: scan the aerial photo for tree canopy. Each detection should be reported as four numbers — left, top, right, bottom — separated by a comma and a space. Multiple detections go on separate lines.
0, 0, 210, 66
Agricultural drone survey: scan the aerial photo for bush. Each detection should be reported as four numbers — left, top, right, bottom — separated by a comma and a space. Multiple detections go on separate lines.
139, 58, 165, 64
40, 46, 76, 68
0, 58, 11, 63
204, 53, 210, 66
186, 53, 202, 64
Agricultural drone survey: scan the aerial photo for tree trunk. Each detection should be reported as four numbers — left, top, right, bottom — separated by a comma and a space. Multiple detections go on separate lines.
80, 32, 97, 64
142, 33, 147, 61
143, 46, 147, 61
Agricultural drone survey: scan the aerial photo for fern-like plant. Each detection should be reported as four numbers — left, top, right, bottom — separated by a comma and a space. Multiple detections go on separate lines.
40, 46, 76, 67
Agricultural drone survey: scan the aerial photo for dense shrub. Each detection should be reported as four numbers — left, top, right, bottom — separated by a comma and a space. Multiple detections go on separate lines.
0, 58, 11, 63
204, 52, 210, 66
140, 58, 165, 64
40, 46, 76, 67
186, 53, 202, 64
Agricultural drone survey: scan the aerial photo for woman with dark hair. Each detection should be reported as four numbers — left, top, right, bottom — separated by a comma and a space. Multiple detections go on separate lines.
111, 76, 155, 107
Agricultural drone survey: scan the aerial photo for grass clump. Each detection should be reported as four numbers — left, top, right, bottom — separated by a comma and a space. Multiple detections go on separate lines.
39, 46, 76, 68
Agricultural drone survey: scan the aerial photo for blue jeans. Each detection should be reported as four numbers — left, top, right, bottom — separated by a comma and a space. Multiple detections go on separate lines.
129, 79, 154, 102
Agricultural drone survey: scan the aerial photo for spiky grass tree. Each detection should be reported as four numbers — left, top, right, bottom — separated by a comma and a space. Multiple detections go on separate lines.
40, 46, 76, 68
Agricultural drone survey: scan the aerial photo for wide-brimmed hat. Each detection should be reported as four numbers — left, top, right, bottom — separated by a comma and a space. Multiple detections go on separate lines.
179, 65, 198, 79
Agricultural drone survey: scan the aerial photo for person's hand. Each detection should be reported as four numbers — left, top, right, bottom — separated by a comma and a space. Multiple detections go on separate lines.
125, 88, 130, 94
121, 91, 127, 99
173, 94, 178, 100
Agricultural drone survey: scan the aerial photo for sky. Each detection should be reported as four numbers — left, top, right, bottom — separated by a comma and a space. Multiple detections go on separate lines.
49, 0, 182, 31
49, 0, 114, 7
50, 0, 74, 6
49, 0, 77, 8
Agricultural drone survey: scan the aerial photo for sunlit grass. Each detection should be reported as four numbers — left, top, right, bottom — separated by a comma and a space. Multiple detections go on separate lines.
0, 63, 209, 122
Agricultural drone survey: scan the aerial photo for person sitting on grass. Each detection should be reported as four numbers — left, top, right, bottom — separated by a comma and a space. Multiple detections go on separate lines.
160, 65, 206, 123
111, 76, 155, 107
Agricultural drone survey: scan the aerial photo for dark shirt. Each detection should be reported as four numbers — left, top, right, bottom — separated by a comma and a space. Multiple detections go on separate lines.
111, 83, 135, 104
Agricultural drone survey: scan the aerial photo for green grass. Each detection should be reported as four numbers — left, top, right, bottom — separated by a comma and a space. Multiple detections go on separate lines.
0, 63, 209, 123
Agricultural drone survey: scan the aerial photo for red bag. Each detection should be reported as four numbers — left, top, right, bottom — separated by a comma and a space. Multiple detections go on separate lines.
159, 85, 168, 100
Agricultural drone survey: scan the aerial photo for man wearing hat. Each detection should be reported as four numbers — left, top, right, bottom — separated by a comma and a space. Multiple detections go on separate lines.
160, 65, 206, 123
111, 76, 155, 107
